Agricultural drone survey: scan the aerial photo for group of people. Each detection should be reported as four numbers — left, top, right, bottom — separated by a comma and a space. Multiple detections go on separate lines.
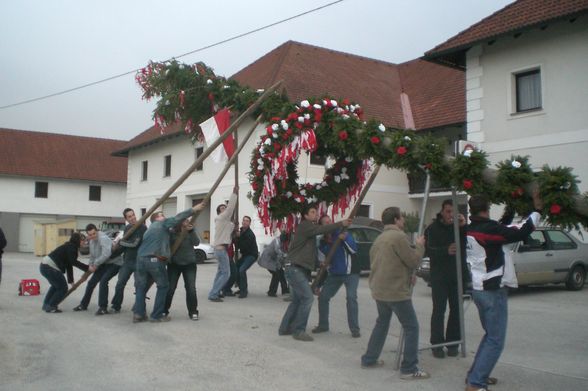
36, 188, 542, 390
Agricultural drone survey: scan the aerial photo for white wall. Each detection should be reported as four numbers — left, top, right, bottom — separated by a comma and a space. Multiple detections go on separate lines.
466, 20, 588, 192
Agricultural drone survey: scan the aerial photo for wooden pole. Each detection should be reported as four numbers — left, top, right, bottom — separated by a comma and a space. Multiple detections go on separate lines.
170, 115, 261, 255
311, 165, 381, 290
62, 81, 282, 301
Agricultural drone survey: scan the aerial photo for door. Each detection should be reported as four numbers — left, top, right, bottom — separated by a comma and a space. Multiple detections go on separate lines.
544, 230, 578, 283
513, 230, 553, 285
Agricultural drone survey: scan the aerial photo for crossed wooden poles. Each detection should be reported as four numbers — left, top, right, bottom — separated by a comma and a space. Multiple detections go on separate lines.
61, 81, 282, 302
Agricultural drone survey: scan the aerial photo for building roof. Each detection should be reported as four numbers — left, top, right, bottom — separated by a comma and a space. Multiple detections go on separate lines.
425, 0, 588, 67
0, 128, 128, 183
117, 41, 464, 155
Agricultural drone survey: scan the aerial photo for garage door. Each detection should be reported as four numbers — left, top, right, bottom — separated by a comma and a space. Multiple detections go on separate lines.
162, 198, 177, 219
19, 214, 56, 252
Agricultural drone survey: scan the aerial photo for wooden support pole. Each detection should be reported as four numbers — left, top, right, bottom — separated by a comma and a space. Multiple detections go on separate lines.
170, 115, 262, 255
311, 165, 381, 290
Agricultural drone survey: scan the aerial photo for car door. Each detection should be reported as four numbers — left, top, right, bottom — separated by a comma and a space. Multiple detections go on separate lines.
513, 230, 553, 285
348, 228, 369, 271
544, 230, 578, 283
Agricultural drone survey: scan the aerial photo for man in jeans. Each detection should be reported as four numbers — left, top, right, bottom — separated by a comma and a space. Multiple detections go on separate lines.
361, 207, 429, 380
234, 215, 258, 299
278, 204, 351, 342
465, 195, 540, 391
133, 201, 206, 323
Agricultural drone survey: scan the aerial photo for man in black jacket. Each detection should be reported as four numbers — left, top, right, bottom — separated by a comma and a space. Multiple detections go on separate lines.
0, 227, 7, 286
234, 216, 259, 299
424, 200, 468, 358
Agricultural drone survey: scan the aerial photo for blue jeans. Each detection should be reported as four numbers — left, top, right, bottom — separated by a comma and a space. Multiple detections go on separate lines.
79, 263, 120, 309
318, 273, 360, 333
362, 299, 420, 374
134, 256, 169, 320
236, 255, 257, 295
279, 265, 314, 335
165, 263, 198, 316
209, 248, 230, 299
467, 288, 508, 388
40, 263, 67, 311
111, 261, 154, 311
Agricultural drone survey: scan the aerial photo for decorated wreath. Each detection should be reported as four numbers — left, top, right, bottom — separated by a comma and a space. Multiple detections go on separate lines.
136, 60, 588, 231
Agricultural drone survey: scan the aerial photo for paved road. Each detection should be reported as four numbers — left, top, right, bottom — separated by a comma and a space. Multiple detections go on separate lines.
1, 252, 587, 391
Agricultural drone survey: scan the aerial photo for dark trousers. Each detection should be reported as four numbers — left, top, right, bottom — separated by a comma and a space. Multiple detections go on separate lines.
236, 255, 257, 295
165, 263, 198, 316
40, 263, 67, 310
430, 278, 461, 346
268, 268, 288, 295
79, 263, 120, 309
111, 261, 154, 311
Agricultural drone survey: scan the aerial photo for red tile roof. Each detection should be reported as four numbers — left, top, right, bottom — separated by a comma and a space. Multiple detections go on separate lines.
426, 0, 588, 62
112, 122, 184, 157
117, 41, 465, 154
0, 128, 127, 183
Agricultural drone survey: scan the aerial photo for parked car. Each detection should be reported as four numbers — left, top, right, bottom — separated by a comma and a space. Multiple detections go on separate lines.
416, 227, 587, 291
416, 257, 431, 283
194, 235, 215, 264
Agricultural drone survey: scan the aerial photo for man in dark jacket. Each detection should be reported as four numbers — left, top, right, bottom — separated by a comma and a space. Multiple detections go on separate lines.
424, 200, 468, 358
0, 227, 6, 286
234, 216, 259, 299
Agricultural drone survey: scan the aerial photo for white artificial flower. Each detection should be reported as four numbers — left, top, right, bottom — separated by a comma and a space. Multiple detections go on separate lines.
300, 189, 306, 196
286, 191, 293, 198
304, 114, 311, 120
350, 104, 356, 112
463, 149, 473, 157
378, 124, 386, 132
316, 185, 322, 190
295, 197, 302, 203
331, 100, 338, 107
206, 79, 213, 84
300, 100, 310, 108
342, 114, 350, 120
257, 158, 264, 165
271, 124, 279, 131
511, 160, 522, 168
281, 122, 289, 131
341, 167, 347, 173
298, 116, 305, 123
259, 147, 265, 156
272, 132, 278, 139
223, 85, 230, 89
334, 176, 341, 183
404, 136, 412, 141
257, 165, 264, 170
337, 107, 344, 114
341, 173, 349, 180
313, 104, 322, 110
321, 181, 328, 187
345, 156, 353, 162
264, 138, 272, 145
322, 100, 328, 106
256, 89, 265, 93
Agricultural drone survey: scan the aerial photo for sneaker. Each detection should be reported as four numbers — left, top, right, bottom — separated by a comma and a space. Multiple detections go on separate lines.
95, 308, 109, 316
267, 292, 277, 297
223, 290, 235, 297
282, 295, 292, 302
46, 308, 63, 313
150, 315, 171, 323
209, 297, 223, 302
111, 308, 121, 314
190, 312, 199, 321
132, 314, 148, 323
465, 386, 489, 391
73, 305, 87, 312
292, 332, 314, 342
278, 329, 292, 336
311, 326, 329, 334
351, 331, 361, 338
400, 369, 430, 380
465, 377, 497, 386
238, 292, 247, 299
361, 359, 384, 369
432, 348, 446, 358
447, 346, 459, 356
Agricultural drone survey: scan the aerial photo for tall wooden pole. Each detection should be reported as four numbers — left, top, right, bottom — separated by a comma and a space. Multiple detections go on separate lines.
311, 165, 381, 290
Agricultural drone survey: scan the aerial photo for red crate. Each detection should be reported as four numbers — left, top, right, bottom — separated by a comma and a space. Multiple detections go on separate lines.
18, 279, 41, 296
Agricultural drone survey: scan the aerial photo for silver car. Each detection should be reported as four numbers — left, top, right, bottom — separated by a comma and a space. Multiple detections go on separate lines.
512, 227, 587, 290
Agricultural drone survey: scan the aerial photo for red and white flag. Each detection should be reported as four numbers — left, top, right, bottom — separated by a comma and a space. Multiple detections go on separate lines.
199, 108, 234, 163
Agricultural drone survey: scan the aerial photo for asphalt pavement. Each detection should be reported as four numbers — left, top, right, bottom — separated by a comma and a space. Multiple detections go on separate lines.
1, 252, 587, 391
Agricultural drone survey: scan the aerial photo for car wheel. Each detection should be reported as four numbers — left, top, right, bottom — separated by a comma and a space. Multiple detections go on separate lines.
565, 265, 586, 291
194, 250, 206, 264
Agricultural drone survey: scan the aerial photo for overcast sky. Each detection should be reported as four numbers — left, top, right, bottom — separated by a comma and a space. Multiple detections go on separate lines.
0, 0, 512, 141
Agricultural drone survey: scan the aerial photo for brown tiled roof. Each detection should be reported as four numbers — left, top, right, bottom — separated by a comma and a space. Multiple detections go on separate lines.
0, 128, 127, 183
426, 0, 588, 62
118, 41, 465, 153
112, 122, 184, 157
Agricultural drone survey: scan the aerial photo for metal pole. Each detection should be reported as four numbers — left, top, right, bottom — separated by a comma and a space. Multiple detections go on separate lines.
452, 186, 467, 358
394, 170, 431, 370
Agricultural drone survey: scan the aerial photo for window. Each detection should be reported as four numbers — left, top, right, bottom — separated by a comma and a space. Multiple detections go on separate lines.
163, 155, 171, 177
141, 161, 148, 181
520, 231, 546, 252
195, 147, 204, 171
35, 181, 48, 198
140, 208, 147, 216
89, 185, 101, 201
357, 204, 371, 218
546, 230, 576, 250
515, 69, 542, 112
309, 153, 326, 166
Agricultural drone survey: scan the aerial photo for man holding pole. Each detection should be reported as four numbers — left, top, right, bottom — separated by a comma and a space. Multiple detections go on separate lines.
133, 201, 206, 323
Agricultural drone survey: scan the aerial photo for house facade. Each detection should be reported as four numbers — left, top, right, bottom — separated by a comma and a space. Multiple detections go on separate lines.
425, 0, 588, 214
116, 41, 466, 245
0, 128, 128, 252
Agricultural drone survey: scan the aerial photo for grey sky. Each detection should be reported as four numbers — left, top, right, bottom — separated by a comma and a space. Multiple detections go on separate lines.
0, 0, 512, 141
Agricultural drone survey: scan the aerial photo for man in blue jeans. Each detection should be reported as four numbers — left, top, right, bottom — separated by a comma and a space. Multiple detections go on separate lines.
361, 207, 429, 380
278, 204, 351, 342
133, 201, 206, 323
312, 215, 360, 338
465, 195, 541, 391
234, 215, 258, 299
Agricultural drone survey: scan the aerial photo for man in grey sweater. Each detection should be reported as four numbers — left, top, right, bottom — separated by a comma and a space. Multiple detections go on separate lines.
278, 204, 351, 341
73, 224, 122, 315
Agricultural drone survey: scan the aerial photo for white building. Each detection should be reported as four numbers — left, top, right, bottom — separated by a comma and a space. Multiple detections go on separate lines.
0, 128, 128, 252
115, 41, 467, 245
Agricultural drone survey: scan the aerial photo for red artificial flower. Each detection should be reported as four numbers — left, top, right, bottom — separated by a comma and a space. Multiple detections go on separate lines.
295, 122, 303, 129
274, 143, 282, 152
314, 109, 322, 122
371, 136, 381, 144
282, 133, 289, 140
255, 171, 262, 177
271, 116, 281, 122
266, 126, 273, 136
287, 112, 298, 121
396, 146, 408, 155
463, 179, 473, 190
342, 98, 350, 105
338, 131, 348, 141
511, 187, 524, 198
252, 182, 259, 190
550, 204, 562, 215
424, 163, 432, 170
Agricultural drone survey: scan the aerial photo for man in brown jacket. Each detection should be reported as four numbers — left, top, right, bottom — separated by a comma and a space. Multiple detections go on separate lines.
361, 206, 430, 380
